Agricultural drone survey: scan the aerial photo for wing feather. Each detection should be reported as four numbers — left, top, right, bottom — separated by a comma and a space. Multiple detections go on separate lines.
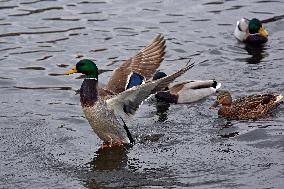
105, 34, 166, 94
106, 62, 195, 116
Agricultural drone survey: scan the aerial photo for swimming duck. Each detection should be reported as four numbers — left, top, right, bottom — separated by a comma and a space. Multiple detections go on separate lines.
153, 71, 221, 103
234, 18, 268, 44
211, 90, 282, 120
64, 35, 195, 147
127, 71, 221, 103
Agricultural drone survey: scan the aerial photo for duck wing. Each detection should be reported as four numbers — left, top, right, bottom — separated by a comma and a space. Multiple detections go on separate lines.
105, 34, 166, 94
106, 62, 194, 116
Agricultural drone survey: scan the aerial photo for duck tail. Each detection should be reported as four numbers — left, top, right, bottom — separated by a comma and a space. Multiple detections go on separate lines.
211, 80, 222, 90
275, 94, 283, 103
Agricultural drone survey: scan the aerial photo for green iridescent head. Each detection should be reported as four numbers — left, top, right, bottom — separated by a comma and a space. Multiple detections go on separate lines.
248, 18, 268, 37
64, 59, 98, 79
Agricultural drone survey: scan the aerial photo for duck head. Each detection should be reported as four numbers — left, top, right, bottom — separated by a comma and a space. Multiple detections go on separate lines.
153, 71, 169, 91
64, 59, 98, 79
153, 71, 167, 80
248, 18, 268, 38
211, 90, 232, 108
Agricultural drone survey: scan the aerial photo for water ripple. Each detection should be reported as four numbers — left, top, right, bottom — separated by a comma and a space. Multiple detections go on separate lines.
42, 17, 80, 21
9, 50, 64, 55
9, 7, 63, 16
36, 55, 53, 61
20, 0, 57, 5
19, 67, 46, 70
0, 47, 22, 52
0, 27, 85, 38
0, 5, 18, 10
37, 37, 69, 44
77, 1, 106, 4
13, 86, 72, 90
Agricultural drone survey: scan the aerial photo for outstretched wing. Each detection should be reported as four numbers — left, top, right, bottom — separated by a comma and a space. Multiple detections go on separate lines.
105, 34, 166, 94
106, 62, 194, 116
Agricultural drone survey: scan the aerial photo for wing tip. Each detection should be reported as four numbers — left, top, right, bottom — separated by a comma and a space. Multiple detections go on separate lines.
275, 94, 283, 103
210, 80, 222, 90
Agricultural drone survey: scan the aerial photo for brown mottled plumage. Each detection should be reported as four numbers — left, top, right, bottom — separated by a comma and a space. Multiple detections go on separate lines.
211, 90, 282, 119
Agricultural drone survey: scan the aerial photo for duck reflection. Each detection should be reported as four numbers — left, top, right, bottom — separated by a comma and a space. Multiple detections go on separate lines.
88, 145, 130, 171
219, 127, 239, 139
84, 145, 131, 189
244, 43, 267, 64
155, 101, 170, 122
216, 120, 239, 139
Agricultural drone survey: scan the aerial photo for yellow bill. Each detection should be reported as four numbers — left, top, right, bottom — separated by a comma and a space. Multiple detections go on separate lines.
258, 26, 268, 37
64, 66, 77, 75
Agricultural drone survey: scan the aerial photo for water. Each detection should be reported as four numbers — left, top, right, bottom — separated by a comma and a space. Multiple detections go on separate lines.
1, 0, 284, 188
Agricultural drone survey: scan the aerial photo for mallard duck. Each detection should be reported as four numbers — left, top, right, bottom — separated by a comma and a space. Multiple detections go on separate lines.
153, 71, 221, 103
127, 71, 221, 103
211, 90, 282, 119
65, 59, 194, 146
64, 35, 195, 147
234, 18, 268, 44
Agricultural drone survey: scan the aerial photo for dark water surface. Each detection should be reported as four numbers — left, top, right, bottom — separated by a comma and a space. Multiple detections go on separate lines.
1, 0, 284, 188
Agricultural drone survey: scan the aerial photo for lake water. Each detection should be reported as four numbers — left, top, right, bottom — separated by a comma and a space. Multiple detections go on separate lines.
0, 0, 284, 188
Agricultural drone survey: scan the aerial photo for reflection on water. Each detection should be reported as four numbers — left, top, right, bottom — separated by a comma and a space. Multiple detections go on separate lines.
219, 122, 240, 139
88, 146, 129, 171
244, 44, 267, 64
155, 101, 170, 122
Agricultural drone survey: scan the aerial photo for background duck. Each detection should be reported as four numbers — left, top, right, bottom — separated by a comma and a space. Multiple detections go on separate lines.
153, 71, 221, 103
234, 18, 268, 44
64, 59, 194, 147
211, 90, 283, 120
127, 71, 221, 103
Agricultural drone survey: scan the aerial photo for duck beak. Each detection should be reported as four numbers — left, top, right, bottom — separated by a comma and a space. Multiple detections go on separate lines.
258, 26, 268, 37
209, 101, 219, 109
64, 66, 77, 75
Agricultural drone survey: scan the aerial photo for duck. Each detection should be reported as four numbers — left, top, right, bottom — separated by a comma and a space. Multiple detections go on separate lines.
210, 90, 283, 120
64, 35, 195, 147
126, 71, 221, 103
65, 60, 194, 147
153, 71, 221, 103
234, 18, 268, 45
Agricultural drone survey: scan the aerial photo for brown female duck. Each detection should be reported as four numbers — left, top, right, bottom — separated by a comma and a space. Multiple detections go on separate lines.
211, 90, 282, 119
